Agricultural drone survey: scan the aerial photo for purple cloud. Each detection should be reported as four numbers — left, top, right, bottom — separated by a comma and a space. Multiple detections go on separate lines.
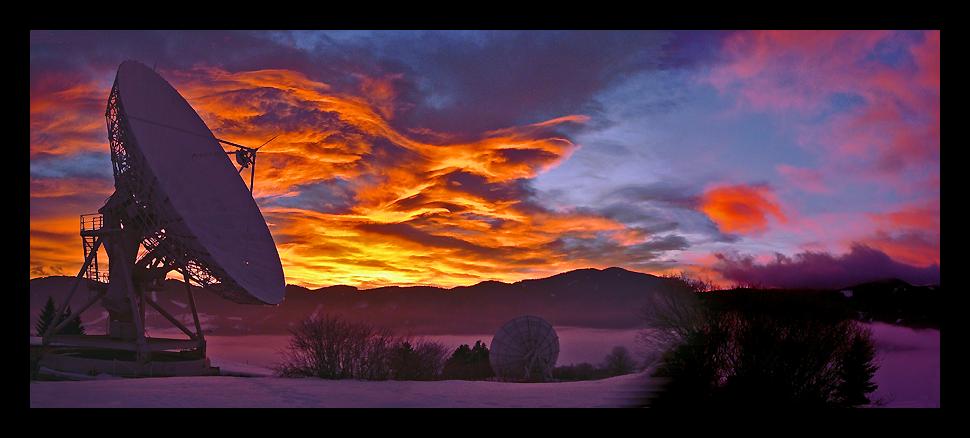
714, 244, 940, 289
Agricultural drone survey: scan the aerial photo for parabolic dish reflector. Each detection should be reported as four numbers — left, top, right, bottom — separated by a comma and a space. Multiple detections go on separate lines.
489, 315, 559, 381
113, 60, 284, 305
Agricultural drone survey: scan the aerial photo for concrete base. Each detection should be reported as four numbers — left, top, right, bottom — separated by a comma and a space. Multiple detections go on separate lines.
46, 334, 203, 352
37, 350, 219, 378
32, 335, 218, 378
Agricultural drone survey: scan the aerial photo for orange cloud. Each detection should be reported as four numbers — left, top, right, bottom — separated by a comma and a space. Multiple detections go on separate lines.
869, 200, 940, 233
30, 78, 111, 158
357, 73, 404, 119
699, 184, 787, 235
860, 200, 940, 267
29, 176, 114, 277
30, 66, 648, 288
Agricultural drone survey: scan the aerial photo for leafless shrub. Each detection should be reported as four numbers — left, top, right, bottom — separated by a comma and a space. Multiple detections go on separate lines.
275, 315, 448, 381
729, 279, 766, 290
275, 315, 381, 379
390, 337, 449, 380
662, 271, 719, 293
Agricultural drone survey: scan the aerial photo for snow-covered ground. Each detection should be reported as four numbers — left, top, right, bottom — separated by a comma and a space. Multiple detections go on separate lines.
868, 322, 940, 408
29, 324, 939, 407
30, 373, 650, 408
29, 328, 652, 408
146, 326, 644, 370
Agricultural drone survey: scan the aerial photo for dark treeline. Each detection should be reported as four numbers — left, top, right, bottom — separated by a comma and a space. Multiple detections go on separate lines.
552, 346, 638, 381
664, 272, 942, 329
710, 281, 941, 329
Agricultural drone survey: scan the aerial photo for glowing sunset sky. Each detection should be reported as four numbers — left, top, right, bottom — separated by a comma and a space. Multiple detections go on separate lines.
29, 30, 940, 289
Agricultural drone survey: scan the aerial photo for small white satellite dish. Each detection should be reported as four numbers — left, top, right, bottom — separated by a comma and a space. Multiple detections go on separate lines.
489, 315, 560, 382
37, 60, 285, 377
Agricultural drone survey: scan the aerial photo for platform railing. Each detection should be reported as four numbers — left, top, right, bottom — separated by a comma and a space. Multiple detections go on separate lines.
80, 213, 103, 233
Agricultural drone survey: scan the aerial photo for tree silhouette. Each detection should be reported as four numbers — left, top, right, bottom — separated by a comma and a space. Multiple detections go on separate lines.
34, 297, 56, 336
551, 362, 600, 381
35, 296, 85, 336
442, 340, 495, 380
836, 324, 879, 406
602, 346, 637, 376
390, 341, 419, 380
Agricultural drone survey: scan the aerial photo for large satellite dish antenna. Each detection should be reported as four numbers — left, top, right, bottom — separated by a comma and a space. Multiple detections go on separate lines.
38, 60, 285, 377
489, 315, 560, 382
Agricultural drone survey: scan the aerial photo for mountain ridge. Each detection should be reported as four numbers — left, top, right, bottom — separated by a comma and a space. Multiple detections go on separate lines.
28, 267, 940, 336
28, 267, 678, 335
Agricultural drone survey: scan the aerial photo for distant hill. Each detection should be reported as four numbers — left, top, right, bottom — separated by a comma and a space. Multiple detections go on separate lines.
27, 270, 940, 337
28, 267, 686, 336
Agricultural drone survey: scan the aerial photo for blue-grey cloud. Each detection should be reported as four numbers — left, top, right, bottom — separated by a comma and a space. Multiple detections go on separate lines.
270, 178, 356, 214
29, 152, 113, 179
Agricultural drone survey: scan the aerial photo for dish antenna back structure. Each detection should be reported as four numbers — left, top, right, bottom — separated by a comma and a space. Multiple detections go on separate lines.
38, 60, 285, 377
489, 315, 559, 382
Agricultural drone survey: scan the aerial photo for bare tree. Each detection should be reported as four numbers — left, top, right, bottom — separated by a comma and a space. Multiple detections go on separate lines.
662, 271, 719, 293
357, 327, 396, 380
637, 279, 707, 367
276, 315, 396, 379
387, 337, 449, 380
412, 339, 450, 379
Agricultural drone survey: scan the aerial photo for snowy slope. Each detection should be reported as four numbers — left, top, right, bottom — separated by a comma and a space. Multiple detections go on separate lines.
29, 322, 939, 407
30, 373, 650, 408
868, 322, 940, 408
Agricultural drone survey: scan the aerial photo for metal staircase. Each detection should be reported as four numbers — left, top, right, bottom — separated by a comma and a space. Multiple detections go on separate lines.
80, 213, 108, 283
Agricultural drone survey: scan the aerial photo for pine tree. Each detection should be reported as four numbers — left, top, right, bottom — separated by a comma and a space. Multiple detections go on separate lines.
837, 327, 879, 406
471, 340, 488, 360
470, 340, 494, 379
390, 341, 418, 380
34, 296, 85, 336
442, 340, 494, 380
442, 344, 471, 379
60, 305, 86, 335
35, 296, 57, 336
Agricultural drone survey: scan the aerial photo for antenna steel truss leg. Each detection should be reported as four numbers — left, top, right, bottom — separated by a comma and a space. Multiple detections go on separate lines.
125, 286, 148, 362
42, 237, 102, 341
145, 297, 197, 340
181, 269, 206, 354
48, 289, 107, 337
113, 244, 149, 362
